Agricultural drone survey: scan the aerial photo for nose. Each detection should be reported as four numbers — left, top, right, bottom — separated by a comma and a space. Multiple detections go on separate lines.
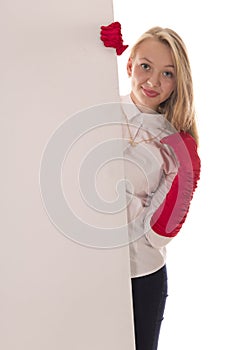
147, 72, 161, 87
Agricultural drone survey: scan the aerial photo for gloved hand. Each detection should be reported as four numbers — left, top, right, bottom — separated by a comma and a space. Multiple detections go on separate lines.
100, 21, 128, 55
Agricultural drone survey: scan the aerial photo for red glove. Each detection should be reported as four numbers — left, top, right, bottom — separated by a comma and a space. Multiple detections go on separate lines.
150, 132, 201, 237
100, 22, 128, 56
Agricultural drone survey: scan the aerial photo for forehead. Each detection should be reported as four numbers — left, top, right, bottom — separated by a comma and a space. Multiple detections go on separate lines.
135, 38, 174, 66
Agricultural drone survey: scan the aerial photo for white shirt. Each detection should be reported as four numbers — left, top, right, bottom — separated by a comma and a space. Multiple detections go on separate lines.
121, 95, 179, 278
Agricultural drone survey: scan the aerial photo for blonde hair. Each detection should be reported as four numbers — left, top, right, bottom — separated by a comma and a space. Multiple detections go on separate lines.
130, 27, 199, 144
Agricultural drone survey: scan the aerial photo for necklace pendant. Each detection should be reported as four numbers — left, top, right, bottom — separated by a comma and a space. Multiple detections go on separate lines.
129, 139, 137, 147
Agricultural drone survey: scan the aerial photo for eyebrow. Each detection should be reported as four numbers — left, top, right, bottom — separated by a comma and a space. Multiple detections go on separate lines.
139, 57, 175, 68
140, 57, 153, 63
164, 65, 175, 68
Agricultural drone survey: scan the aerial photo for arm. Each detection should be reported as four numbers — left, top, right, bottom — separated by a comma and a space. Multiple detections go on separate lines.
144, 131, 201, 247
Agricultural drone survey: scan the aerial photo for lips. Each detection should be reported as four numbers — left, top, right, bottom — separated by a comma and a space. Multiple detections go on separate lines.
142, 87, 159, 98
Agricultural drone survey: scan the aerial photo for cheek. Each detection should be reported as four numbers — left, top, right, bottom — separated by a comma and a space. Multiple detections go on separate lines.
132, 66, 146, 83
163, 80, 176, 94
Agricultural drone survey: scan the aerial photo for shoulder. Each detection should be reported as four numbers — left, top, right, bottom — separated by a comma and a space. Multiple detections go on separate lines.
161, 131, 198, 153
179, 131, 198, 150
161, 131, 200, 170
161, 130, 196, 146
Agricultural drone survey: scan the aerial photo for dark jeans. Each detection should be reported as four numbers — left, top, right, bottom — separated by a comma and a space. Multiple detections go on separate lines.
131, 265, 168, 350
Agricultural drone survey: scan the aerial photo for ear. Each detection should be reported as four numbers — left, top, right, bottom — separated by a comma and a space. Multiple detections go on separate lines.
127, 58, 133, 77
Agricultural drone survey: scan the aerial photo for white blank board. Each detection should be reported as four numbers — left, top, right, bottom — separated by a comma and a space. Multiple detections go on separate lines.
0, 1, 135, 349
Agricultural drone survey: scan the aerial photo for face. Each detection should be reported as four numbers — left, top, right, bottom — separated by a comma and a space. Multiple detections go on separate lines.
127, 38, 176, 113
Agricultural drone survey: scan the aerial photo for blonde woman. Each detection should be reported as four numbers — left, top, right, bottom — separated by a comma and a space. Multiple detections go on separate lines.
101, 25, 201, 350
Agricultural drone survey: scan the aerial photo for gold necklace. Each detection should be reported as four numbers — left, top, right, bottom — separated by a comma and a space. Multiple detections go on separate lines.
121, 106, 161, 147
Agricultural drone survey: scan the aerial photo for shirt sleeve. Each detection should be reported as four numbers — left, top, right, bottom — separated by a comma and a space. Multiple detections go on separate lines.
144, 131, 201, 248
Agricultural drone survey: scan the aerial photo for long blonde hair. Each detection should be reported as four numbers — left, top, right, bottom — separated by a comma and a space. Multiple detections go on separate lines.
130, 27, 199, 144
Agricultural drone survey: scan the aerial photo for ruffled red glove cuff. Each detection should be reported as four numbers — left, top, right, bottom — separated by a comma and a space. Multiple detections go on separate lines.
150, 132, 201, 237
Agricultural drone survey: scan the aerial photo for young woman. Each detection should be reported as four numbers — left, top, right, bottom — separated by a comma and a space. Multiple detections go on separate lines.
101, 25, 201, 350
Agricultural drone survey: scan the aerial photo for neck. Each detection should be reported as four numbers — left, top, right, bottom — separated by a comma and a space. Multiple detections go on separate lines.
130, 93, 157, 114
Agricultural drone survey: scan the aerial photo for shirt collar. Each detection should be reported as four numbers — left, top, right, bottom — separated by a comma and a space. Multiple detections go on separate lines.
120, 94, 160, 121
120, 94, 177, 135
120, 94, 141, 121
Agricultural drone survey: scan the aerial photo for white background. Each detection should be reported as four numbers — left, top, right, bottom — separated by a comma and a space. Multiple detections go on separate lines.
113, 1, 233, 349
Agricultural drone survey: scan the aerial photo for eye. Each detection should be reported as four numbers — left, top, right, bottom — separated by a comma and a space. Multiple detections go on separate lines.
141, 63, 151, 71
162, 71, 174, 78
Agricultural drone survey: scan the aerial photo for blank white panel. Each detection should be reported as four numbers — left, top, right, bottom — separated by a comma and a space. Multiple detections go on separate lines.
0, 1, 135, 349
